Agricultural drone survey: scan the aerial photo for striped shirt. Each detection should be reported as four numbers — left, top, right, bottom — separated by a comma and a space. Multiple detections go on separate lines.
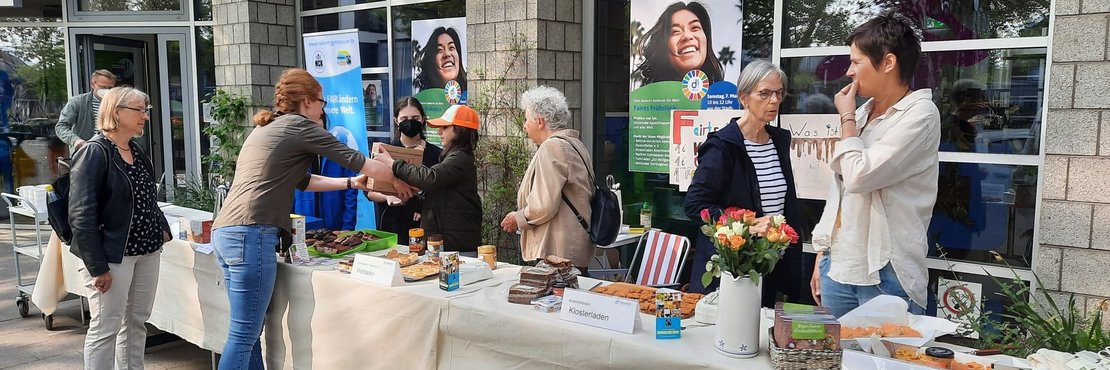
744, 139, 786, 215
90, 96, 101, 127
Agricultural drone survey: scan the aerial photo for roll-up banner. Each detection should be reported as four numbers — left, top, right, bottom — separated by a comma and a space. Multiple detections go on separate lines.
303, 29, 375, 230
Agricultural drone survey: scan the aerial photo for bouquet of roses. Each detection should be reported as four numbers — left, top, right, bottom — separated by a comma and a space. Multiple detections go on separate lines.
699, 207, 798, 287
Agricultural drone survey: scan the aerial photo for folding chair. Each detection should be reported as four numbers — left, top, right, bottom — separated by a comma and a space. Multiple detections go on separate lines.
625, 229, 690, 289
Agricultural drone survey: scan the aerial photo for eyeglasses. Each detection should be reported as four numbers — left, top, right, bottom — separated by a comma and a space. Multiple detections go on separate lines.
119, 105, 153, 114
315, 98, 328, 107
398, 115, 424, 121
753, 89, 786, 101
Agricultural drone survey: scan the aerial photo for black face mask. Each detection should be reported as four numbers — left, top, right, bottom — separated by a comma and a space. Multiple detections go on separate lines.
398, 119, 424, 138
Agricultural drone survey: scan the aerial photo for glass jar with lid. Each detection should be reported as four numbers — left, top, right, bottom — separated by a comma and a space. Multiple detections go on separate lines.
408, 228, 425, 254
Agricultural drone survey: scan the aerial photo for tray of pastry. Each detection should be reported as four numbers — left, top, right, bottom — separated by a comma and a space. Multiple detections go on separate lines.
401, 260, 441, 281
591, 282, 703, 319
384, 249, 420, 267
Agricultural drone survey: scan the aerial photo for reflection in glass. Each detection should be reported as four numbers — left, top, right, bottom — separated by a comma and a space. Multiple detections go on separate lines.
783, 0, 1049, 48
166, 40, 188, 189
303, 8, 390, 69
929, 163, 1037, 268
196, 27, 216, 178
78, 0, 181, 12
0, 26, 69, 193
362, 74, 391, 145
194, 0, 211, 21
781, 48, 1045, 155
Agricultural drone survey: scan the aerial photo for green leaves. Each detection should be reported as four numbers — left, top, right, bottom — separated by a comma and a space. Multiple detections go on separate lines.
202, 90, 252, 186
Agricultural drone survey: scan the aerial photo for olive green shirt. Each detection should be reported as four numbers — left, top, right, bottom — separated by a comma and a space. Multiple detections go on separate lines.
213, 114, 366, 233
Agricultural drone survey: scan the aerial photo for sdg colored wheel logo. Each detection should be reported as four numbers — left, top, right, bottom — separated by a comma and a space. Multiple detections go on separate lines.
444, 80, 462, 104
682, 69, 709, 101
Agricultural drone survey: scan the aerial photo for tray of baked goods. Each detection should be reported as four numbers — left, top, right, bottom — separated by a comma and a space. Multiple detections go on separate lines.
590, 282, 704, 319
307, 229, 398, 258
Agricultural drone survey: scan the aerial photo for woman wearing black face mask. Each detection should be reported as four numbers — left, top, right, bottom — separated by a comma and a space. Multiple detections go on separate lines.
365, 97, 443, 244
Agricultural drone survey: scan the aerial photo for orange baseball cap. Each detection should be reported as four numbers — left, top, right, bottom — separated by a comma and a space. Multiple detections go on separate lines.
428, 104, 480, 130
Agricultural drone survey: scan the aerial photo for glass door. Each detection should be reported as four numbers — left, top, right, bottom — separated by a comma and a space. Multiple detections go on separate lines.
157, 33, 197, 200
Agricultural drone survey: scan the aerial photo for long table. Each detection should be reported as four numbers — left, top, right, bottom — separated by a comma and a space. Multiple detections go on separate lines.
144, 239, 773, 369
52, 204, 774, 368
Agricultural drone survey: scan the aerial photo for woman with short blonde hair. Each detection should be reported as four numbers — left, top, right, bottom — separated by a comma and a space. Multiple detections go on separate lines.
70, 86, 172, 370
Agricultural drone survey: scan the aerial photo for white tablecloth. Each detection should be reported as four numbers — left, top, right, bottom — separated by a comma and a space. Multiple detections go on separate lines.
438, 277, 774, 370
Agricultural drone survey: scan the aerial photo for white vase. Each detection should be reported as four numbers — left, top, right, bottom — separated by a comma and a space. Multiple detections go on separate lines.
714, 271, 762, 358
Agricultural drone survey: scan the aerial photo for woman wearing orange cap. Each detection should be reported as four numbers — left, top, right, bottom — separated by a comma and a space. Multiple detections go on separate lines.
372, 104, 482, 253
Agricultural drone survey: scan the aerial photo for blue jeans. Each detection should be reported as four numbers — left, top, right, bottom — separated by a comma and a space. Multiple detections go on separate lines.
213, 225, 279, 370
818, 254, 925, 318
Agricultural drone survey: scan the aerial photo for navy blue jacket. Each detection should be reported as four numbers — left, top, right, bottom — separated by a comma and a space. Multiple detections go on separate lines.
683, 118, 809, 305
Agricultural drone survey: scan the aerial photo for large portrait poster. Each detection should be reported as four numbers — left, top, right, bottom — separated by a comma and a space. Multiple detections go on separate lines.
303, 29, 375, 230
411, 18, 468, 116
629, 0, 743, 173
669, 109, 741, 191
778, 114, 840, 200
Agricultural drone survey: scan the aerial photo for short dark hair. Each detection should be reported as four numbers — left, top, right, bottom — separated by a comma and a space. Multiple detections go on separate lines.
846, 12, 921, 86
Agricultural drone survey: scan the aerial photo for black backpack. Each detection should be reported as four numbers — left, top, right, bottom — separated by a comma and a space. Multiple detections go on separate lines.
48, 142, 108, 245
552, 137, 621, 246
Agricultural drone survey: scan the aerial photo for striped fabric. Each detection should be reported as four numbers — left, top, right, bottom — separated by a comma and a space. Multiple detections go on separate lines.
744, 139, 786, 215
91, 97, 101, 126
633, 230, 690, 287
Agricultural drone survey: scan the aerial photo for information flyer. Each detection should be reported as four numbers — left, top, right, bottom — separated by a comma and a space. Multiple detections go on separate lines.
629, 0, 743, 173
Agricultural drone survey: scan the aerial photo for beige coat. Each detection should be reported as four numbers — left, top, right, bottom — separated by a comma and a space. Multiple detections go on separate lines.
515, 129, 595, 267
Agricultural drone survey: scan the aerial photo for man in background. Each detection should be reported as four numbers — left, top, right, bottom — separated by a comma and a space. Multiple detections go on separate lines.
56, 69, 117, 153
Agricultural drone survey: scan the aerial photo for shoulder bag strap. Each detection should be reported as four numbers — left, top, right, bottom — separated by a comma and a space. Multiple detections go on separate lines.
551, 136, 592, 230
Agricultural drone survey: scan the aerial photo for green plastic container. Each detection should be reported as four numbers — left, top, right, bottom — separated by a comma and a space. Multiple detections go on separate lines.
306, 229, 398, 258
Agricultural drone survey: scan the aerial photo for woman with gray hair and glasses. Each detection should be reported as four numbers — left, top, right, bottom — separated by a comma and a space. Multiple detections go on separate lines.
501, 86, 595, 274
683, 59, 812, 307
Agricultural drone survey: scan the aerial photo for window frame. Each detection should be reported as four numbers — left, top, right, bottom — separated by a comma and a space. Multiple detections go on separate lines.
769, 0, 1053, 281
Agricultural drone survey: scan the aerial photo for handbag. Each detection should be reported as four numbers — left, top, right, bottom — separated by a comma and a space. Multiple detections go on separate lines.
551, 136, 621, 246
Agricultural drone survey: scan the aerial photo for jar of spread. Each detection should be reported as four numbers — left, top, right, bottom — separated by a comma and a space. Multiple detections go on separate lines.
923, 347, 954, 369
477, 245, 497, 270
551, 282, 568, 297
426, 234, 443, 261
408, 228, 425, 254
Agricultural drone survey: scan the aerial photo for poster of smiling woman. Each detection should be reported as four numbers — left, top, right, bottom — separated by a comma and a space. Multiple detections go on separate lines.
629, 0, 742, 173
412, 17, 468, 120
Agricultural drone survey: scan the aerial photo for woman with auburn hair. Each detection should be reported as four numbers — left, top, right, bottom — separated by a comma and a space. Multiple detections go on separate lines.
69, 86, 171, 369
212, 68, 413, 369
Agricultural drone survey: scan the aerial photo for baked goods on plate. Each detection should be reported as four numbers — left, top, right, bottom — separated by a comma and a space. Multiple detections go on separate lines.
385, 249, 420, 267
401, 261, 441, 281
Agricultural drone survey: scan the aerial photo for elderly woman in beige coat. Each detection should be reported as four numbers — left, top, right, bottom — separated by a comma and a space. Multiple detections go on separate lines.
500, 86, 595, 273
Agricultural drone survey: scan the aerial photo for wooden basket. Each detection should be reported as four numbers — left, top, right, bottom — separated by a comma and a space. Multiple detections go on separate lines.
768, 328, 842, 370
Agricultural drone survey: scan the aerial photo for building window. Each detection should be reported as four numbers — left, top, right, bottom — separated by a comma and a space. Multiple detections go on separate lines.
781, 0, 1050, 49
0, 25, 70, 192
302, 8, 390, 69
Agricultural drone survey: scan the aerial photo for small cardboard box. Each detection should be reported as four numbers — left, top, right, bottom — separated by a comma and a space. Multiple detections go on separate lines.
180, 217, 213, 244
370, 143, 424, 194
290, 214, 306, 245
439, 252, 459, 291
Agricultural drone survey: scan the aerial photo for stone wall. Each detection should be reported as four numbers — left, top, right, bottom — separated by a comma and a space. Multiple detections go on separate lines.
466, 0, 583, 135
212, 0, 299, 104
1038, 0, 1110, 325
